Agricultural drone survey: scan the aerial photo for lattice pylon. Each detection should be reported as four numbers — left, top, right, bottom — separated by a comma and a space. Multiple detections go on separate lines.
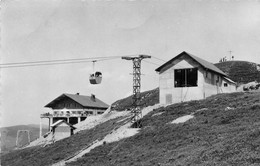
122, 55, 151, 128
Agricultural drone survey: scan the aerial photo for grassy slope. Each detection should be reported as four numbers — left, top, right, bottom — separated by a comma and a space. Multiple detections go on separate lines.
215, 61, 260, 84
68, 92, 260, 166
2, 92, 260, 166
0, 116, 129, 166
111, 88, 159, 111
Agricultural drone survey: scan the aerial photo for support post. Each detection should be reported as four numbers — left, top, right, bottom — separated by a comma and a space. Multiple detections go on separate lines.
40, 118, 42, 138
49, 117, 53, 131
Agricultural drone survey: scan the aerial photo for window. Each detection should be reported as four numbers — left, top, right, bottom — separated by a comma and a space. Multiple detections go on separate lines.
211, 73, 215, 85
174, 68, 198, 87
216, 76, 219, 83
224, 83, 228, 87
86, 111, 93, 115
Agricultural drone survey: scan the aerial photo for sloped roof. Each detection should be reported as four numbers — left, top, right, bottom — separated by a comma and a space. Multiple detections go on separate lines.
223, 77, 236, 85
45, 93, 109, 109
51, 120, 76, 129
155, 51, 227, 76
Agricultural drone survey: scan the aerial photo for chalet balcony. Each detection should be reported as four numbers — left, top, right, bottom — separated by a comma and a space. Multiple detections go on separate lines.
40, 112, 88, 118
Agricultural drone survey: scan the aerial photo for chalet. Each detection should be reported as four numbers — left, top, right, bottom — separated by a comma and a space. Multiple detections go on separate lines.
40, 93, 109, 136
50, 120, 76, 141
155, 51, 236, 105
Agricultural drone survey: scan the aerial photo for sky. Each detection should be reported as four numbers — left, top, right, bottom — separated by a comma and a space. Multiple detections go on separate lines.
1, 0, 260, 127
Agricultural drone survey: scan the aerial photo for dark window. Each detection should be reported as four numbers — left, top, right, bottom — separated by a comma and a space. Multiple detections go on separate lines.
211, 73, 215, 84
174, 68, 198, 87
175, 69, 185, 87
224, 83, 228, 87
86, 111, 93, 115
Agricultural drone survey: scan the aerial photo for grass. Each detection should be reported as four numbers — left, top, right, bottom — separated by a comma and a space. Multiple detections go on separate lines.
66, 92, 260, 166
2, 92, 260, 166
0, 117, 128, 166
111, 88, 159, 111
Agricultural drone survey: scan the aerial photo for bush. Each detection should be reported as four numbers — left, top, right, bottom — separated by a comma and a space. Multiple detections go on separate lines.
251, 104, 260, 110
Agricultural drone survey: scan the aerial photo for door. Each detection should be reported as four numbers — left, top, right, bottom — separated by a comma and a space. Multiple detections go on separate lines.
166, 94, 172, 104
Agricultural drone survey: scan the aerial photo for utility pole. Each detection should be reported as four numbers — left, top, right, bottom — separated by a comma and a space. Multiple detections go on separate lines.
122, 55, 151, 128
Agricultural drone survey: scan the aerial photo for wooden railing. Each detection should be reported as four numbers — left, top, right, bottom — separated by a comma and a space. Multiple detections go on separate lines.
40, 113, 88, 118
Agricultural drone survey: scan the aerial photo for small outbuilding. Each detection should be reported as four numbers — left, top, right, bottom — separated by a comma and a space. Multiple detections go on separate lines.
50, 120, 76, 141
155, 51, 237, 105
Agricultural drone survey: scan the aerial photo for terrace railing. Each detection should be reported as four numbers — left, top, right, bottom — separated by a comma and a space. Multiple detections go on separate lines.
40, 113, 89, 118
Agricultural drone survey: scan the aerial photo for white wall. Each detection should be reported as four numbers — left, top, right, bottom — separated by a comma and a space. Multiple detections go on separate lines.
220, 79, 237, 93
53, 123, 71, 141
203, 71, 221, 98
159, 58, 204, 104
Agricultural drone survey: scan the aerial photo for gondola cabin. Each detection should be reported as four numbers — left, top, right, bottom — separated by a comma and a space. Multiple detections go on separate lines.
89, 71, 102, 84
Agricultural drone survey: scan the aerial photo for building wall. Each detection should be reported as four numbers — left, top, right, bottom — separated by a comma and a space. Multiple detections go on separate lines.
52, 97, 84, 109
159, 57, 204, 104
203, 70, 222, 98
202, 70, 237, 97
53, 124, 71, 141
221, 79, 237, 93
50, 96, 107, 116
159, 56, 236, 105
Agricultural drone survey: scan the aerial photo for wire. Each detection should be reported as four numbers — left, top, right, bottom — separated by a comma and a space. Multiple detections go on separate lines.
150, 56, 167, 62
0, 57, 120, 69
0, 60, 94, 68
0, 56, 121, 66
0, 55, 166, 69
0, 56, 123, 69
143, 60, 161, 66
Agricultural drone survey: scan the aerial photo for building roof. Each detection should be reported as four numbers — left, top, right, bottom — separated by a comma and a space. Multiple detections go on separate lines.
45, 93, 109, 109
51, 120, 76, 129
223, 77, 236, 85
155, 51, 227, 76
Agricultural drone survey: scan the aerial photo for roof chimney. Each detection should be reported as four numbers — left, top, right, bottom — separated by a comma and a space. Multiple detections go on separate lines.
91, 94, 96, 102
76, 93, 80, 95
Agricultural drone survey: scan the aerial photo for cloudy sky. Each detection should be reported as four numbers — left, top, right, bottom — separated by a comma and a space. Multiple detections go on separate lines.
1, 0, 260, 127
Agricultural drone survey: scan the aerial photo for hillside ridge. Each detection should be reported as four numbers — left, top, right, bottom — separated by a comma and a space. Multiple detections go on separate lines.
215, 60, 260, 84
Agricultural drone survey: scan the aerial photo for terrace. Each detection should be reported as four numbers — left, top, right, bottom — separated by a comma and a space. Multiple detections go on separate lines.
40, 112, 89, 118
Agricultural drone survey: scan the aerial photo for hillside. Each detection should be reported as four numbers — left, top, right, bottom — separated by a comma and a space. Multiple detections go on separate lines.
1, 91, 260, 166
215, 61, 260, 84
0, 125, 48, 153
111, 88, 159, 111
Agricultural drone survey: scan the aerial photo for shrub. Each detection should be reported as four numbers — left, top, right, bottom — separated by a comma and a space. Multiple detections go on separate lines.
251, 104, 260, 110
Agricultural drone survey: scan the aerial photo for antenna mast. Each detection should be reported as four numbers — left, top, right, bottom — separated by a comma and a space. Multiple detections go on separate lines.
228, 50, 232, 60
122, 55, 151, 128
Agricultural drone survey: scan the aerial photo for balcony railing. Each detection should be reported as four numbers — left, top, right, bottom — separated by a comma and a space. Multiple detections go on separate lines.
40, 113, 89, 118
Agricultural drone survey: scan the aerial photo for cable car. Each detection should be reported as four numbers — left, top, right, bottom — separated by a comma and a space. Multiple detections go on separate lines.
89, 60, 102, 84
89, 71, 102, 84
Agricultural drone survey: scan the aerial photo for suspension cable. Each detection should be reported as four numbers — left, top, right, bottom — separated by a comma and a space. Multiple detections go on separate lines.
0, 55, 165, 69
